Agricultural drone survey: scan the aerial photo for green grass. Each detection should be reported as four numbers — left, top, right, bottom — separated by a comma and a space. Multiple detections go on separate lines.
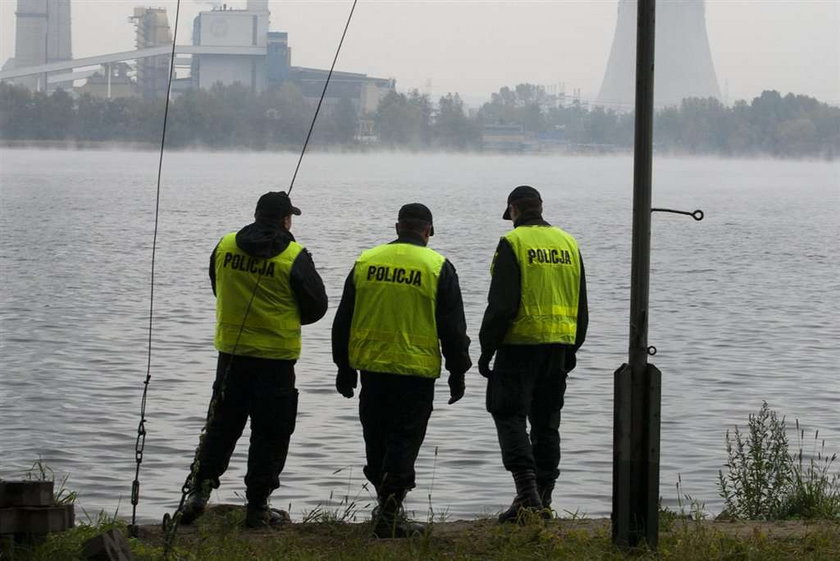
6, 404, 839, 560
6, 515, 840, 561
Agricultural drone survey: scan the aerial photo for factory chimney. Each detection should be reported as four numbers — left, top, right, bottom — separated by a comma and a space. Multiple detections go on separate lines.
13, 0, 73, 90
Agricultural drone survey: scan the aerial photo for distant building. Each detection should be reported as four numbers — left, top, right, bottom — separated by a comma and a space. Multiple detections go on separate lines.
481, 124, 526, 152
8, 0, 72, 91
288, 67, 394, 115
76, 63, 135, 99
597, 0, 721, 109
191, 0, 270, 91
188, 0, 393, 113
0, 0, 395, 120
130, 7, 173, 99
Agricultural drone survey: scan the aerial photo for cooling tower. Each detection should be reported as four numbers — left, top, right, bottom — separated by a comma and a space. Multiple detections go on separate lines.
597, 0, 720, 109
13, 0, 72, 90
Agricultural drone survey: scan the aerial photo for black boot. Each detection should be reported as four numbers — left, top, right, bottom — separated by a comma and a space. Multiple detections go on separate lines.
179, 479, 213, 525
245, 501, 291, 529
372, 491, 425, 538
538, 479, 556, 517
498, 470, 544, 523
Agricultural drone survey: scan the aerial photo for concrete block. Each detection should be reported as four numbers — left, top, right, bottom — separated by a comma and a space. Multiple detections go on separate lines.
0, 481, 54, 507
0, 504, 74, 535
82, 529, 135, 561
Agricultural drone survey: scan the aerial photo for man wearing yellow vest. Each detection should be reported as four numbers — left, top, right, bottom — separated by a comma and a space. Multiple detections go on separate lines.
479, 185, 588, 522
180, 191, 328, 528
332, 203, 472, 538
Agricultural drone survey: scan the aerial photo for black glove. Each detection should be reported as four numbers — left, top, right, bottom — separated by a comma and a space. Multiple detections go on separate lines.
478, 352, 494, 378
336, 366, 357, 398
447, 373, 465, 405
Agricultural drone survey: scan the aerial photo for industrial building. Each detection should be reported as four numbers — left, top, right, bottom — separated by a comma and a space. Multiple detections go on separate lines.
0, 0, 394, 118
3, 0, 73, 91
187, 0, 392, 114
130, 7, 173, 100
597, 0, 721, 109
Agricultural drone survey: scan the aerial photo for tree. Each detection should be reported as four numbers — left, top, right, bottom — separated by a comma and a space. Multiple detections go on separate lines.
434, 93, 477, 149
375, 90, 431, 148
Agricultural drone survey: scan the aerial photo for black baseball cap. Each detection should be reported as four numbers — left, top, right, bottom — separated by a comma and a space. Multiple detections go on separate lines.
502, 185, 542, 219
255, 191, 301, 218
398, 202, 435, 236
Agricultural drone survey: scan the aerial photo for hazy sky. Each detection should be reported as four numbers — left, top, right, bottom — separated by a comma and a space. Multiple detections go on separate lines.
1, 0, 838, 106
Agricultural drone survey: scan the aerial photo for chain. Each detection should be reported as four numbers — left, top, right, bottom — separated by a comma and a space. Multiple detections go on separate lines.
128, 0, 182, 540
133, 0, 359, 554
161, 274, 265, 560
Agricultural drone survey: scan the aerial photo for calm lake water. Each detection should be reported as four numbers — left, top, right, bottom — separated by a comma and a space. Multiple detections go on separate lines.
0, 149, 838, 524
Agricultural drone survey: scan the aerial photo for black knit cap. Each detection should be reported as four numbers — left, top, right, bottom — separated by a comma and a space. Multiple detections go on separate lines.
503, 185, 542, 219
255, 191, 301, 218
398, 202, 435, 236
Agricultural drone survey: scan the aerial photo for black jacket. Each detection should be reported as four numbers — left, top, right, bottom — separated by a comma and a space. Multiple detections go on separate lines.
209, 220, 328, 326
332, 232, 472, 380
479, 212, 588, 369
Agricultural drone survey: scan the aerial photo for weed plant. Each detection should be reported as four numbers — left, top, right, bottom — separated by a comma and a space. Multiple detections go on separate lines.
21, 458, 77, 505
718, 402, 840, 520
779, 420, 840, 519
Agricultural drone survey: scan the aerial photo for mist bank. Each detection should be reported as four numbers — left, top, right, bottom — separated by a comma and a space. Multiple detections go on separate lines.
0, 83, 837, 160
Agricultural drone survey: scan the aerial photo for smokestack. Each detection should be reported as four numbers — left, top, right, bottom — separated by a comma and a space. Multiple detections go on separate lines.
13, 0, 72, 89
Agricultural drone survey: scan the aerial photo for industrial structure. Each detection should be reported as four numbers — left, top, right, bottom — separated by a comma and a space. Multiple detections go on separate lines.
4, 0, 72, 91
130, 7, 173, 100
597, 0, 721, 109
0, 0, 394, 118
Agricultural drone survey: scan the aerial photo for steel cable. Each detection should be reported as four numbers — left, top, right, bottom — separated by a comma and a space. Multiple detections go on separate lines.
124, 0, 360, 555
128, 0, 182, 540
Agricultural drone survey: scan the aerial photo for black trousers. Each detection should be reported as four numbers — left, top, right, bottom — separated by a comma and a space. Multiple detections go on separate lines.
486, 345, 568, 484
359, 371, 435, 497
194, 352, 298, 504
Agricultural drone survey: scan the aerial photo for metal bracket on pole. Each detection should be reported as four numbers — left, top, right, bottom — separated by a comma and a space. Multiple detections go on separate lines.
651, 208, 704, 221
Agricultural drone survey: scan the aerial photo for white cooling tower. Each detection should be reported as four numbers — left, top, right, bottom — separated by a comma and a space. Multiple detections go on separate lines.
597, 0, 721, 109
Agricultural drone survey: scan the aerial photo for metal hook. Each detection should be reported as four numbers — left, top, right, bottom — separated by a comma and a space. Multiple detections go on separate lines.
651, 208, 704, 221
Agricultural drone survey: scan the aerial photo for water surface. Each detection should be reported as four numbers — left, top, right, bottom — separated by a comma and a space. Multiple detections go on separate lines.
1, 149, 837, 523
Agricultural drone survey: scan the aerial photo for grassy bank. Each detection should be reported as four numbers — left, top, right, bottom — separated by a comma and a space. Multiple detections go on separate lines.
6, 405, 838, 560
8, 509, 840, 561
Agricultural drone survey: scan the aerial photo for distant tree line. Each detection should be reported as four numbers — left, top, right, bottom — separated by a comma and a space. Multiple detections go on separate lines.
1, 81, 837, 159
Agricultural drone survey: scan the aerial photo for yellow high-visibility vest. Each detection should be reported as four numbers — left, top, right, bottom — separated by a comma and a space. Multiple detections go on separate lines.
349, 243, 446, 378
499, 226, 581, 345
214, 232, 303, 359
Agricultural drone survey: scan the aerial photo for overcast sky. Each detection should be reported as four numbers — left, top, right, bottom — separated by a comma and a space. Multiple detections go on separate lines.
1, 0, 838, 106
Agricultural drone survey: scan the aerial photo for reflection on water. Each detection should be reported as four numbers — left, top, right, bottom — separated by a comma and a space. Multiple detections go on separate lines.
1, 149, 838, 523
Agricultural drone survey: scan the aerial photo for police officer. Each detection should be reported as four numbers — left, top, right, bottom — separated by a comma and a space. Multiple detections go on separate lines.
332, 203, 471, 538
479, 185, 588, 522
180, 191, 328, 528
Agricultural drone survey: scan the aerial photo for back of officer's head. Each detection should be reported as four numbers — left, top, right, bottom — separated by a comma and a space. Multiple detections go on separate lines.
254, 191, 301, 224
396, 203, 435, 238
504, 185, 543, 220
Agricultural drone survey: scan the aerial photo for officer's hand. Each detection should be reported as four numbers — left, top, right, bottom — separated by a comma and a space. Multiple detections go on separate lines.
478, 353, 494, 378
335, 366, 357, 399
447, 373, 465, 405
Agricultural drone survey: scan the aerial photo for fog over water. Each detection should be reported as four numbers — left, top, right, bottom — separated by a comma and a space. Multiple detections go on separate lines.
0, 149, 838, 522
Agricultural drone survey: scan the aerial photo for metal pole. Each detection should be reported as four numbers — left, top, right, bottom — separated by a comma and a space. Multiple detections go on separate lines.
613, 0, 660, 549
629, 0, 658, 546
630, 0, 655, 370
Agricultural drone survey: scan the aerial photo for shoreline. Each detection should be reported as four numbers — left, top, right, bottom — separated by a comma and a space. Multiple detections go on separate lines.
12, 508, 837, 560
